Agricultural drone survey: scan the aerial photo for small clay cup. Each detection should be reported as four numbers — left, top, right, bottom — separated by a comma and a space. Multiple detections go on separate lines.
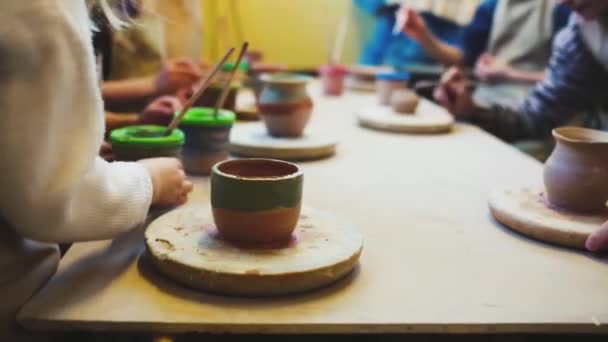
179, 107, 236, 175
376, 72, 410, 105
211, 159, 303, 243
257, 73, 313, 138
544, 127, 608, 213
110, 125, 185, 161
319, 64, 348, 96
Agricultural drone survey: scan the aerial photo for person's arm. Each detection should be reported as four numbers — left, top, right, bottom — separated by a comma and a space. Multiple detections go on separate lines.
0, 1, 153, 242
105, 111, 140, 133
505, 69, 546, 83
475, 53, 546, 84
102, 77, 158, 104
398, 7, 463, 65
469, 23, 608, 141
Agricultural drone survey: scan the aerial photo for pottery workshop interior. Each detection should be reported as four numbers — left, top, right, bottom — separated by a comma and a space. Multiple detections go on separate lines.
3, 0, 608, 341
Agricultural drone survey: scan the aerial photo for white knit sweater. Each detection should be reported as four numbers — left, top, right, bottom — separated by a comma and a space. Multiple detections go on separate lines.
0, 0, 153, 337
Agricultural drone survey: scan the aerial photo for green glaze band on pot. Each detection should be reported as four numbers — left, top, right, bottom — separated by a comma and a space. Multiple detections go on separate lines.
211, 159, 303, 212
110, 125, 185, 149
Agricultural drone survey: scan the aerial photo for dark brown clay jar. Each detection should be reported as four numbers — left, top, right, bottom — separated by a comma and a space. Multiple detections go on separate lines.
544, 127, 608, 213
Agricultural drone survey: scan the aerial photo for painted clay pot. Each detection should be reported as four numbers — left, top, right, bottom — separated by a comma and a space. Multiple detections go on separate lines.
257, 73, 313, 137
319, 64, 348, 96
179, 107, 236, 175
544, 126, 608, 213
376, 72, 410, 106
211, 159, 303, 243
110, 125, 184, 161
390, 89, 419, 114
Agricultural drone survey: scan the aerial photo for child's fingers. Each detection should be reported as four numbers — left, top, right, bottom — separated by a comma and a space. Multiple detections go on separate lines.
586, 222, 608, 252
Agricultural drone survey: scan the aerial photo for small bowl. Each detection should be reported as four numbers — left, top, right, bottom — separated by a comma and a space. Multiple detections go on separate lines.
109, 125, 184, 161
211, 159, 304, 243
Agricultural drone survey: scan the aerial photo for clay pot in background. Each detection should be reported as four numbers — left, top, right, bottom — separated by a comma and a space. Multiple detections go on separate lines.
544, 127, 608, 213
376, 72, 410, 105
390, 89, 419, 114
179, 107, 236, 175
211, 159, 304, 243
318, 64, 348, 96
257, 73, 313, 138
110, 125, 184, 161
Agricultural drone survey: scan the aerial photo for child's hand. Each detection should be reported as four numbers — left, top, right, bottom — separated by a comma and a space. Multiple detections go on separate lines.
399, 6, 428, 42
139, 96, 182, 126
586, 220, 608, 252
156, 59, 202, 95
138, 158, 194, 207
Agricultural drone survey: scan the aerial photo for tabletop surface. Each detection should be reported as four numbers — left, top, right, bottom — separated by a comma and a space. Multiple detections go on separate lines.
18, 83, 608, 334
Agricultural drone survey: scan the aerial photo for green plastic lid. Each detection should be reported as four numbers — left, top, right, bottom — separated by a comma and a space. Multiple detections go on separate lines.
110, 125, 185, 148
221, 61, 249, 72
179, 107, 236, 127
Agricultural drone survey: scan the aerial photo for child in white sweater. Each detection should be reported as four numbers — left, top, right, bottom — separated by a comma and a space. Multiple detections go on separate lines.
0, 0, 193, 338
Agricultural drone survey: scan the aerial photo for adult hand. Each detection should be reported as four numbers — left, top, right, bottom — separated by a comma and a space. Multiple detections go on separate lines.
399, 6, 429, 42
156, 58, 202, 95
433, 67, 477, 118
586, 220, 608, 252
139, 96, 182, 126
475, 53, 513, 83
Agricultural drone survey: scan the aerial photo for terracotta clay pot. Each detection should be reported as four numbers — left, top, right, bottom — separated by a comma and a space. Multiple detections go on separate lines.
319, 64, 348, 96
544, 127, 608, 213
211, 159, 303, 243
257, 73, 313, 137
390, 89, 419, 114
110, 125, 184, 161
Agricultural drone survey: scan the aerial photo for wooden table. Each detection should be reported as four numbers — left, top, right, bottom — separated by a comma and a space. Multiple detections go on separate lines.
18, 84, 608, 335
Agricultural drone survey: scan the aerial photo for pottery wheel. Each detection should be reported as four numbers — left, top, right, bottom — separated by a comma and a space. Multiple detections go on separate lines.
230, 123, 338, 160
145, 205, 363, 296
357, 99, 454, 134
489, 187, 608, 249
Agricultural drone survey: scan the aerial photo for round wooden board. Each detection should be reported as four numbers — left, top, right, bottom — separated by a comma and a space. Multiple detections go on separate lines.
357, 99, 454, 134
229, 123, 338, 161
489, 187, 608, 249
145, 205, 363, 297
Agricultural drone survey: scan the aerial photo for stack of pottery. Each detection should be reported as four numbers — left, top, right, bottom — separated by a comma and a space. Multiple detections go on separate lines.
543, 127, 608, 213
257, 73, 314, 138
318, 64, 348, 96
179, 107, 236, 175
110, 125, 185, 161
211, 158, 303, 243
376, 72, 411, 106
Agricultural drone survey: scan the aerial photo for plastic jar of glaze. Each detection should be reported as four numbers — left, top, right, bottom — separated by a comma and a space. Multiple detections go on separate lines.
179, 107, 236, 175
110, 125, 185, 161
318, 64, 349, 96
376, 72, 410, 105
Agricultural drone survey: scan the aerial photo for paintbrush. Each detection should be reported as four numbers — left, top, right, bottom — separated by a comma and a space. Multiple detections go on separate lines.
213, 41, 249, 118
331, 16, 348, 65
163, 47, 235, 136
392, 6, 409, 35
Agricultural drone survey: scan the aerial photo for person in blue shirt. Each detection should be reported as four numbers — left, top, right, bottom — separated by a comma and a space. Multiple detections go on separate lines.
399, 0, 570, 83
355, 0, 467, 68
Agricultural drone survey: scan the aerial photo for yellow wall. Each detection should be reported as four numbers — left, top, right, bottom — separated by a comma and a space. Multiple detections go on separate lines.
200, 0, 372, 69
